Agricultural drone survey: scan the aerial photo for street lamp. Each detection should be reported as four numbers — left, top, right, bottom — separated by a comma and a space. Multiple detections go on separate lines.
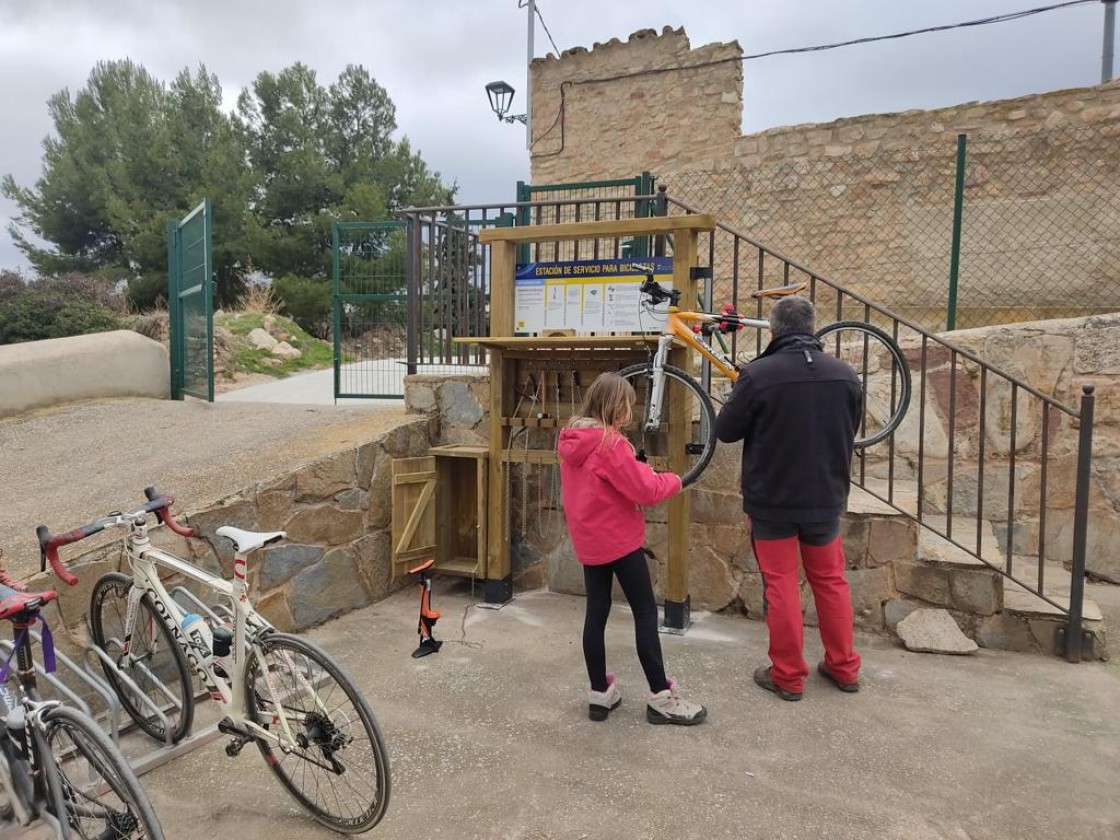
485, 80, 527, 125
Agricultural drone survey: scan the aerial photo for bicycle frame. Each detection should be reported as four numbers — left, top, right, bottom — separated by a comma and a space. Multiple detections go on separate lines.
115, 517, 316, 752
0, 620, 89, 836
643, 304, 768, 434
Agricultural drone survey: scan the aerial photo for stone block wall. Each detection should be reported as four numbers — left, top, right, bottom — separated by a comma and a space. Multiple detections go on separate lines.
875, 313, 1120, 583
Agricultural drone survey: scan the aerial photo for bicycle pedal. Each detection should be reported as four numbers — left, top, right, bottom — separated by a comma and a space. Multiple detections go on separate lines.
225, 737, 250, 757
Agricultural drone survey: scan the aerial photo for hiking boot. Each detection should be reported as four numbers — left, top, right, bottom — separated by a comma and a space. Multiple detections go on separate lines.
588, 673, 621, 721
646, 676, 707, 725
753, 666, 802, 701
817, 661, 860, 693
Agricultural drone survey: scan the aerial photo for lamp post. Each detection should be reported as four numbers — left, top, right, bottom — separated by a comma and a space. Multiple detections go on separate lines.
484, 0, 534, 149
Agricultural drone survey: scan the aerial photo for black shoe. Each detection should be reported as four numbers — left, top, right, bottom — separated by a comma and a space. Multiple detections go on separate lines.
753, 666, 802, 701
817, 662, 860, 693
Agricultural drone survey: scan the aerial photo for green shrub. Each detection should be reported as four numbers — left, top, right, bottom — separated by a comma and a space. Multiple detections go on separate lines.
272, 274, 332, 339
0, 272, 124, 345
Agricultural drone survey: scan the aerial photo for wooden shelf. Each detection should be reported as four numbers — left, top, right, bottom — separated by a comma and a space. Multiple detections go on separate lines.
502, 449, 560, 465
503, 417, 561, 428
436, 556, 480, 577
429, 444, 489, 458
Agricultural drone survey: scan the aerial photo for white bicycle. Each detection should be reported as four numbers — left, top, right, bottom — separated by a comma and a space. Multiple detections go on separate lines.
39, 488, 391, 834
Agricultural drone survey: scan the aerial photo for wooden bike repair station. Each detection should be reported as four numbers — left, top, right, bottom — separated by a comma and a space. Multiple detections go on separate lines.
398, 215, 715, 633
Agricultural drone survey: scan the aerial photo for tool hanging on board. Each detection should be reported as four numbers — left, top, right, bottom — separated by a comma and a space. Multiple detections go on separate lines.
409, 559, 442, 658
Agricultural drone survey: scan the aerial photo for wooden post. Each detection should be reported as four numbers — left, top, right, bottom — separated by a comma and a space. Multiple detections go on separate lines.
662, 227, 698, 633
485, 240, 516, 605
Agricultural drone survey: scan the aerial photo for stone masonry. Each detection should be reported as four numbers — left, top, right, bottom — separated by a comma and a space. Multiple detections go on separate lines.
528, 26, 1120, 324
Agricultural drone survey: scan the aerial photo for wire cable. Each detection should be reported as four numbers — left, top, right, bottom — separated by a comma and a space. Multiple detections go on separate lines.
520, 0, 562, 56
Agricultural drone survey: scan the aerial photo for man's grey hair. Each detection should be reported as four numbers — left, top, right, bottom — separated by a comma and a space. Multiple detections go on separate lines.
770, 295, 816, 337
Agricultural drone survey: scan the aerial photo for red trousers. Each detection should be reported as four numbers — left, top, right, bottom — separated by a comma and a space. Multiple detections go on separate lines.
753, 533, 861, 693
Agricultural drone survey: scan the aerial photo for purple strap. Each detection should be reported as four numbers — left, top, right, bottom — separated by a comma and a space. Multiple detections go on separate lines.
38, 616, 56, 674
0, 616, 56, 684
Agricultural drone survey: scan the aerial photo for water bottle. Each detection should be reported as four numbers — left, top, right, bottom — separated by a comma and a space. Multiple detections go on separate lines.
180, 613, 214, 664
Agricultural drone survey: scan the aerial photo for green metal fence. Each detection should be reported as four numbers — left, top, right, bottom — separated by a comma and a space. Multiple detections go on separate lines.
658, 122, 1120, 331
516, 173, 655, 263
168, 198, 213, 401
331, 221, 409, 398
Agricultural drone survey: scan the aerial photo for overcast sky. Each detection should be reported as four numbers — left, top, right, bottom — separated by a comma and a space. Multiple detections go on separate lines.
0, 0, 1113, 272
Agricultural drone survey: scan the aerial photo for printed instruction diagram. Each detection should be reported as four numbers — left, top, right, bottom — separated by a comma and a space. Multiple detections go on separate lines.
514, 257, 673, 334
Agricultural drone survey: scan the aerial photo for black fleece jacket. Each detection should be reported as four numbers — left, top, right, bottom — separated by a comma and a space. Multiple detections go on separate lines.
714, 332, 863, 522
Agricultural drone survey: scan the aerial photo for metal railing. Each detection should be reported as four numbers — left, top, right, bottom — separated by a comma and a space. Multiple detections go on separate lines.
663, 190, 1096, 662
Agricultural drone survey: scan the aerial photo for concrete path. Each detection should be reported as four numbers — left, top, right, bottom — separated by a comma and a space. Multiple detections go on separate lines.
125, 581, 1120, 840
217, 360, 482, 405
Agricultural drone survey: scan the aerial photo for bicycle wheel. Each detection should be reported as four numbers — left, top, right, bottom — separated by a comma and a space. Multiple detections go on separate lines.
618, 363, 717, 487
815, 321, 912, 449
90, 572, 194, 744
41, 704, 165, 839
246, 632, 390, 833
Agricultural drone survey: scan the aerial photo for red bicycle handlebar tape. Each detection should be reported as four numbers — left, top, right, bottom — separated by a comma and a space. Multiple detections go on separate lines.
35, 525, 81, 587
148, 495, 196, 538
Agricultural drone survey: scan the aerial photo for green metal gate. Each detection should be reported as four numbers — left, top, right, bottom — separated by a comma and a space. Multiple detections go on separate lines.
168, 198, 213, 401
331, 221, 409, 399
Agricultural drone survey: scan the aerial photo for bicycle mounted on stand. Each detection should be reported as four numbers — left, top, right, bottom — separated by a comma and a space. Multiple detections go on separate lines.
618, 263, 912, 486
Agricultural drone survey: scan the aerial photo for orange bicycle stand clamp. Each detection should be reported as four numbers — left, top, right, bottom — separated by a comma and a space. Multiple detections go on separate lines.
409, 558, 442, 658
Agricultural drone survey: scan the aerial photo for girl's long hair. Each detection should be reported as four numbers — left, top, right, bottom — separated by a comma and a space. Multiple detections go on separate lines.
567, 373, 635, 447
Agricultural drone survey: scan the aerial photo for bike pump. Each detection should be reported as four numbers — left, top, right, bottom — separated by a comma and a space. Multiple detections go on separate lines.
409, 559, 442, 658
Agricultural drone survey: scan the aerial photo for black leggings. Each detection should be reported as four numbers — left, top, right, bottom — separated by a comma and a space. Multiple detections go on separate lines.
582, 548, 669, 694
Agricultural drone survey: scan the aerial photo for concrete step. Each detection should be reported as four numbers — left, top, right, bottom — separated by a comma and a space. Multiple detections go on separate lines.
1001, 557, 1103, 622
917, 515, 1002, 568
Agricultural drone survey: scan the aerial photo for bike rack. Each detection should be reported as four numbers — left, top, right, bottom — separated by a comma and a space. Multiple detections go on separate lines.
0, 631, 121, 736
3, 591, 236, 780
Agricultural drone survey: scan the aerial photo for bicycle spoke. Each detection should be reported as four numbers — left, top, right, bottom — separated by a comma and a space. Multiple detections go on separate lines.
90, 573, 194, 744
46, 706, 163, 838
248, 634, 389, 832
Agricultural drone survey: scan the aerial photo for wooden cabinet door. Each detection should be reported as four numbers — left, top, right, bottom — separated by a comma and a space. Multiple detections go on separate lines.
390, 456, 436, 580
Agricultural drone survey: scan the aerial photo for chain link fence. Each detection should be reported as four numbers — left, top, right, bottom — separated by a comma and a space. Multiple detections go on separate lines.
658, 122, 1120, 331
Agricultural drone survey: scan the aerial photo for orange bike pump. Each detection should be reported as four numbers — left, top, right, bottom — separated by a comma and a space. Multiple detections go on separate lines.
409, 559, 442, 658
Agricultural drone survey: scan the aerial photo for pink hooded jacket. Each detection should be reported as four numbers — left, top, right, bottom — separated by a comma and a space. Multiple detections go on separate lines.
557, 423, 683, 566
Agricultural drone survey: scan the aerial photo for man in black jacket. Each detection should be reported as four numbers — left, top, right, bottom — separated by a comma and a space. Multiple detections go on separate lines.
714, 295, 863, 701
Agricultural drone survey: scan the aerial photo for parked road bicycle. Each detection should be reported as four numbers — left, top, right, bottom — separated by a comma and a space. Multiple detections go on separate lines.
39, 489, 391, 834
620, 264, 912, 486
0, 574, 164, 838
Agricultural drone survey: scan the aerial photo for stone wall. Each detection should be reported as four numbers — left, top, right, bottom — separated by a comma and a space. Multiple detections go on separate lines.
530, 27, 743, 184
528, 27, 1120, 326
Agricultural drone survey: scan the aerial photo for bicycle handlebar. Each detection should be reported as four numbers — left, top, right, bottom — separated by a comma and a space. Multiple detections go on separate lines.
142, 486, 195, 538
37, 489, 195, 586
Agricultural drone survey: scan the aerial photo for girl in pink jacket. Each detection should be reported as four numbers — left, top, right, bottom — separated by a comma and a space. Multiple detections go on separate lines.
558, 373, 706, 726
